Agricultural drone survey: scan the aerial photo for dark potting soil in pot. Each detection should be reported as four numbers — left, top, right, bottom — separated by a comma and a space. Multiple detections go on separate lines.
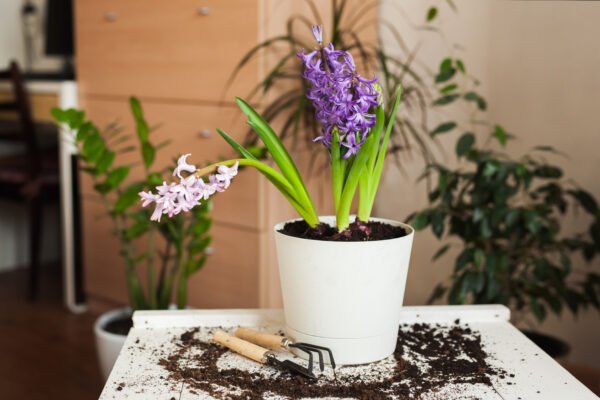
157, 321, 507, 399
279, 219, 408, 241
104, 314, 133, 336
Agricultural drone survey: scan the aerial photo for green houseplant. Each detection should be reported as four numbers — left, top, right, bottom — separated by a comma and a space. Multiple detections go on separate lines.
410, 132, 600, 355
52, 98, 212, 378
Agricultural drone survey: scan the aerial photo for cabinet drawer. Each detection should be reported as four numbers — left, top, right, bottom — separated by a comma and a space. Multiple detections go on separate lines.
75, 0, 258, 102
78, 98, 260, 228
82, 197, 260, 308
187, 225, 260, 308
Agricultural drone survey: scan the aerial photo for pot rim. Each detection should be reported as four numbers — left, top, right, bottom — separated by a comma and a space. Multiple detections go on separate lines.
94, 307, 132, 339
274, 215, 414, 243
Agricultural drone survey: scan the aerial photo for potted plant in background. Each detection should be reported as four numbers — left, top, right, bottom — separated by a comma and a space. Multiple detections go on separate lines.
52, 98, 213, 379
140, 26, 414, 365
410, 130, 600, 358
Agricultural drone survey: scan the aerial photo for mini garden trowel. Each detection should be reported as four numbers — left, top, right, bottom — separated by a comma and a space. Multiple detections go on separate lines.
235, 327, 336, 375
212, 330, 317, 380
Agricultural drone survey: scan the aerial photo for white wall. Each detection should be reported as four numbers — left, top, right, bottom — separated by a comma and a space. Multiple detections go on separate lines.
0, 1, 25, 67
378, 0, 600, 369
0, 0, 61, 70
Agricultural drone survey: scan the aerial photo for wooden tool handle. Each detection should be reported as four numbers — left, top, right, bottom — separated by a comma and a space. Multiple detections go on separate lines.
213, 330, 269, 364
235, 327, 286, 350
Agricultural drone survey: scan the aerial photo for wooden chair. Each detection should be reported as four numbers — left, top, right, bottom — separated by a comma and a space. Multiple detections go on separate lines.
0, 61, 60, 300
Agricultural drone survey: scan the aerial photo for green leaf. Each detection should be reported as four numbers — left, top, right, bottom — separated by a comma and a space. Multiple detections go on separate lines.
464, 91, 487, 111
82, 132, 105, 162
95, 150, 115, 174
426, 7, 438, 22
431, 122, 457, 136
141, 142, 155, 168
440, 83, 458, 94
568, 189, 598, 214
191, 218, 212, 236
411, 211, 430, 230
435, 68, 456, 84
52, 108, 85, 129
456, 133, 475, 157
456, 59, 466, 74
534, 165, 562, 179
94, 182, 113, 195
130, 97, 149, 142
187, 256, 207, 275
114, 183, 144, 214
431, 211, 445, 238
432, 244, 450, 261
216, 128, 258, 161
234, 98, 317, 224
106, 166, 129, 188
493, 125, 508, 146
146, 172, 163, 187
188, 237, 212, 255
440, 58, 453, 73
427, 284, 446, 304
433, 94, 460, 106
483, 161, 499, 177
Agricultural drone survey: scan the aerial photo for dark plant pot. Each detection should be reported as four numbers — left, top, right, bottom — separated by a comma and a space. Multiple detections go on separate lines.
522, 330, 570, 360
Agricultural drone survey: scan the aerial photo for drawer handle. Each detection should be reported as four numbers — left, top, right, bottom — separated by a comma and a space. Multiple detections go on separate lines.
205, 247, 214, 255
198, 129, 212, 138
104, 12, 118, 22
197, 6, 210, 16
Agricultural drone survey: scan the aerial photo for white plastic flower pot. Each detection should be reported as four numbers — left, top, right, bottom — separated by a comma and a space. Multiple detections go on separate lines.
94, 308, 130, 380
274, 216, 414, 365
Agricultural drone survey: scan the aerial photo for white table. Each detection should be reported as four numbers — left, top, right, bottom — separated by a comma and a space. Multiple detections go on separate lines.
100, 305, 598, 399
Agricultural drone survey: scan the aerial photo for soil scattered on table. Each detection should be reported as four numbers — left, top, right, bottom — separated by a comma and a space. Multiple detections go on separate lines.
279, 219, 408, 242
157, 322, 504, 399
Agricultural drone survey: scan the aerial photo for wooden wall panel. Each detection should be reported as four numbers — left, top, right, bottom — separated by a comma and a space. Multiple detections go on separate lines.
75, 0, 258, 102
81, 190, 260, 307
187, 225, 260, 308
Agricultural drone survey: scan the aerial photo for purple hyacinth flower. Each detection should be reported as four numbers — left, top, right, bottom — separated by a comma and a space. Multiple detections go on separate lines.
341, 134, 366, 159
311, 25, 323, 45
298, 25, 380, 157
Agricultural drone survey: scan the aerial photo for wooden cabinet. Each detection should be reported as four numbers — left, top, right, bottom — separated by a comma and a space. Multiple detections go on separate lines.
76, 0, 258, 102
75, 0, 378, 308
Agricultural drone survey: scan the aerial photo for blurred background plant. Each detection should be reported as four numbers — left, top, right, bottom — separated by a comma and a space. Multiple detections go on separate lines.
409, 120, 600, 326
52, 98, 212, 311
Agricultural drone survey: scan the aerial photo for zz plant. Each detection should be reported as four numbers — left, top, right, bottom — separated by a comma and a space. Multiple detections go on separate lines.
52, 98, 212, 310
411, 133, 600, 323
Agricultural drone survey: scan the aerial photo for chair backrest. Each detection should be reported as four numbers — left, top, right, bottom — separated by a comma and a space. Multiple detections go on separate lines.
0, 61, 40, 175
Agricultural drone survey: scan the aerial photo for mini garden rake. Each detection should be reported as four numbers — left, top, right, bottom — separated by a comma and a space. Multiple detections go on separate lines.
213, 330, 317, 380
235, 327, 336, 375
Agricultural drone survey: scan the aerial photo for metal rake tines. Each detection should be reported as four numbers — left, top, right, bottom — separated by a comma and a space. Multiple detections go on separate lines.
234, 327, 337, 377
289, 342, 336, 373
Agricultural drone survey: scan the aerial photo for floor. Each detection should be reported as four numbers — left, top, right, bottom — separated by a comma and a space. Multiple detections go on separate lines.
0, 264, 114, 400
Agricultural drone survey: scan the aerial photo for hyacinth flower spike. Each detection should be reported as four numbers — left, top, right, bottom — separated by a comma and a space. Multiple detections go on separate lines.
140, 25, 402, 233
140, 97, 320, 227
